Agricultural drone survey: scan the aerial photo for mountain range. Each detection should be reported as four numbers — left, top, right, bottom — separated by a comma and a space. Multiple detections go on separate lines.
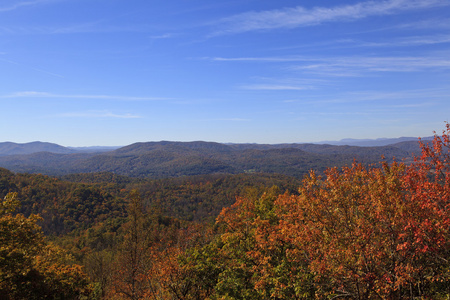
0, 141, 77, 156
317, 136, 433, 147
0, 136, 433, 179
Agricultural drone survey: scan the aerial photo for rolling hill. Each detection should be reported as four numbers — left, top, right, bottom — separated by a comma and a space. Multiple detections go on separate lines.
0, 139, 429, 179
0, 141, 76, 156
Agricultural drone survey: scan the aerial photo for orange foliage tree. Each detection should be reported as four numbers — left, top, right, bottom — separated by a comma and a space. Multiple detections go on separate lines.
184, 125, 449, 299
276, 125, 450, 299
110, 191, 155, 300
179, 187, 315, 299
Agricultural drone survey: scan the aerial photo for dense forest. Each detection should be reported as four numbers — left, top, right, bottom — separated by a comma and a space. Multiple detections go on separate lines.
0, 128, 449, 299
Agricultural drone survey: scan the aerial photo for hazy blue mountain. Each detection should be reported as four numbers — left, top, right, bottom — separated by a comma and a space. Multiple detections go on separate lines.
112, 141, 235, 155
317, 136, 433, 147
0, 141, 76, 156
68, 146, 122, 153
0, 141, 122, 156
0, 140, 421, 179
0, 152, 96, 175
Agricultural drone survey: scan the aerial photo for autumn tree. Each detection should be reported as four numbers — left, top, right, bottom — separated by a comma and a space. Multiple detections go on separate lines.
31, 243, 93, 299
276, 125, 450, 298
84, 249, 115, 298
149, 222, 215, 300
181, 186, 315, 299
0, 192, 44, 298
111, 190, 157, 299
0, 192, 92, 299
181, 124, 450, 299
279, 162, 414, 298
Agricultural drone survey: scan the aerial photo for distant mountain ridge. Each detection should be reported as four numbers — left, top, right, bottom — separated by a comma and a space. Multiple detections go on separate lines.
0, 142, 120, 156
0, 137, 430, 157
68, 146, 122, 153
317, 136, 433, 147
0, 141, 76, 156
0, 138, 432, 179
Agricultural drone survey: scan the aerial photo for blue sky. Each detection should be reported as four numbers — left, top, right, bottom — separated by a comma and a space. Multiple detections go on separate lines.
1, 0, 449, 146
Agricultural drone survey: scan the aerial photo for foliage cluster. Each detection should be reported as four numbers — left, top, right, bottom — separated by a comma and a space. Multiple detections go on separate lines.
0, 193, 91, 299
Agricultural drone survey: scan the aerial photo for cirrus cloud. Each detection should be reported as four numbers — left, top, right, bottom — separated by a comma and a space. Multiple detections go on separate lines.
212, 0, 449, 35
58, 110, 142, 119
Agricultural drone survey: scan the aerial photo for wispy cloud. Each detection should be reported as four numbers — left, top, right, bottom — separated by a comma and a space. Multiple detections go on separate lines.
212, 0, 449, 35
209, 54, 450, 75
211, 34, 450, 53
199, 118, 251, 122
291, 56, 450, 75
49, 22, 159, 35
306, 88, 447, 105
0, 0, 55, 12
58, 110, 142, 119
0, 57, 64, 78
6, 91, 51, 97
362, 34, 450, 47
289, 35, 450, 50
346, 88, 448, 101
241, 84, 309, 91
1, 91, 171, 101
150, 33, 174, 39
218, 118, 250, 121
395, 18, 450, 30
0, 23, 157, 35
209, 56, 311, 62
391, 103, 435, 108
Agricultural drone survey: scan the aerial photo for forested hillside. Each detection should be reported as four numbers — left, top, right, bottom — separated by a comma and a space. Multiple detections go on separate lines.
0, 169, 300, 234
0, 140, 422, 178
0, 141, 77, 156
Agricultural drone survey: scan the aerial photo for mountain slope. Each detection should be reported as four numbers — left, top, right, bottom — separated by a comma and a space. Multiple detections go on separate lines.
0, 140, 419, 179
0, 141, 76, 156
317, 136, 433, 147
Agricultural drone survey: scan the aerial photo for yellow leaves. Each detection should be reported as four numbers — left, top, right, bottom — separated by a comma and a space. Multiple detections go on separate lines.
0, 192, 20, 215
0, 193, 92, 298
34, 244, 90, 293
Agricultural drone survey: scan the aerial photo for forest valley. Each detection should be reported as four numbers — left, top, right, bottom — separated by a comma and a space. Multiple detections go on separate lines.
1, 125, 450, 299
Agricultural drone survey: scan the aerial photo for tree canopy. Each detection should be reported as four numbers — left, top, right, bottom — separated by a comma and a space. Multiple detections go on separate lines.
0, 192, 92, 299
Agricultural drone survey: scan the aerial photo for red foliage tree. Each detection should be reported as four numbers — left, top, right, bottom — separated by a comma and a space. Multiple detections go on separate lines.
276, 125, 450, 299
